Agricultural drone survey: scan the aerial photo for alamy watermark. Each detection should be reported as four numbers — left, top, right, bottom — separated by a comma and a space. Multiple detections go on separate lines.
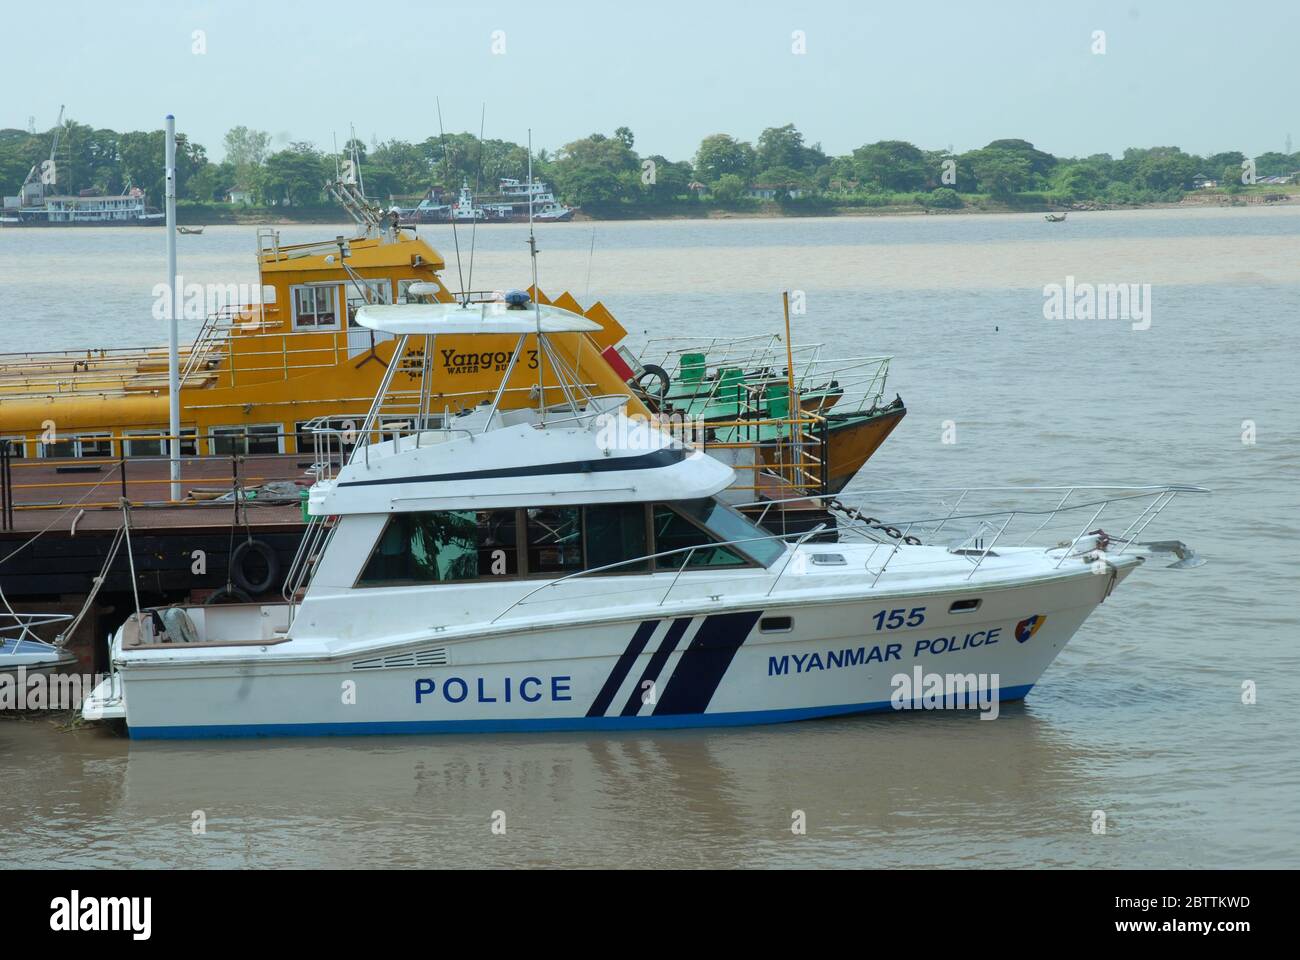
151, 276, 264, 322
1043, 276, 1152, 330
1, 667, 109, 713
594, 412, 708, 449
890, 667, 1001, 719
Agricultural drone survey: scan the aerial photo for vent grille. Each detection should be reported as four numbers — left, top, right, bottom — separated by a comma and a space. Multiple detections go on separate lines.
352, 648, 449, 670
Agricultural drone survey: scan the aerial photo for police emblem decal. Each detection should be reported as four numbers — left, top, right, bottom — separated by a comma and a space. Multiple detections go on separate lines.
1015, 615, 1046, 644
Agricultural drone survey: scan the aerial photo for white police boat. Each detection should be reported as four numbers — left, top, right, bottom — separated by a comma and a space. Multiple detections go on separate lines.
81, 302, 1206, 738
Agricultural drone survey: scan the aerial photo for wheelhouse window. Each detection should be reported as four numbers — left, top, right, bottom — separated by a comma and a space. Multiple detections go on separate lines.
358, 510, 519, 586
671, 498, 787, 567
345, 279, 393, 326
398, 278, 438, 303
291, 283, 339, 330
652, 504, 747, 570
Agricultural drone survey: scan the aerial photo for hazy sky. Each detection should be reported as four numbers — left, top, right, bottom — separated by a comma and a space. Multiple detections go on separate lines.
2, 0, 1294, 161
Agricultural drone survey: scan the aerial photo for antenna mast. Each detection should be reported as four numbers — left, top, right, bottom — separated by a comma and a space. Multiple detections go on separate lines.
436, 98, 467, 304
527, 130, 544, 422
349, 122, 365, 198
466, 103, 486, 298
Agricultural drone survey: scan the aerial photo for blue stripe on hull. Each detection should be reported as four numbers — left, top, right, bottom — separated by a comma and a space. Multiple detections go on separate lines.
127, 684, 1035, 740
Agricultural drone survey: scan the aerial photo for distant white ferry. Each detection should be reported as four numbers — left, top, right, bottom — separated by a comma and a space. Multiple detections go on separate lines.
0, 187, 165, 227
2, 106, 164, 227
401, 177, 575, 224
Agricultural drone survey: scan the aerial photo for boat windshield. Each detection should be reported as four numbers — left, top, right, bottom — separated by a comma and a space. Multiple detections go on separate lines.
672, 499, 787, 567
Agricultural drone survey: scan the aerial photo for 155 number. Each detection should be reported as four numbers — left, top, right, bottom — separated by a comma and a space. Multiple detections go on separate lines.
872, 607, 925, 631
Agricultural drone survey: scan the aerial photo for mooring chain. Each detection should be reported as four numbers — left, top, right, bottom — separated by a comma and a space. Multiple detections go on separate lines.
827, 498, 923, 545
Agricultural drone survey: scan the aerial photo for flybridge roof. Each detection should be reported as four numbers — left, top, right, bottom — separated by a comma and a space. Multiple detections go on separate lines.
356, 302, 603, 336
258, 234, 447, 272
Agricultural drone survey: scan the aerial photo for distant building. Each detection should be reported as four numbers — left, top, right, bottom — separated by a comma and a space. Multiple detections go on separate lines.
1192, 176, 1218, 189
225, 186, 253, 204
745, 183, 804, 200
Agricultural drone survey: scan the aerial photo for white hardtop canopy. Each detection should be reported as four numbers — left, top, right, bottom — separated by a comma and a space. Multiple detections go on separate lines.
355, 301, 602, 336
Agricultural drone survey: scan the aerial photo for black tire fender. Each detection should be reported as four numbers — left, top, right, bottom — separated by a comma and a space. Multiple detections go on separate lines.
230, 539, 280, 595
205, 585, 253, 605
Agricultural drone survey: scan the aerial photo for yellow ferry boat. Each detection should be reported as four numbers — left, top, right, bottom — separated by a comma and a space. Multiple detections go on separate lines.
0, 183, 904, 504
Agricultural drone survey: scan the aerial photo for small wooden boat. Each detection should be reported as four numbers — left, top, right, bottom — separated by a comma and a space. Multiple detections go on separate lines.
1044, 213, 1067, 223
177, 225, 205, 235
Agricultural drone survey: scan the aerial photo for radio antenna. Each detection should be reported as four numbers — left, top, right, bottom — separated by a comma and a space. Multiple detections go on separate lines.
584, 227, 597, 302
528, 130, 544, 422
466, 102, 486, 299
436, 98, 467, 304
349, 122, 365, 198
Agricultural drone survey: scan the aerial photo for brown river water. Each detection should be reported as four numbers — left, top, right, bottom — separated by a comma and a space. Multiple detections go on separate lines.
1, 207, 1297, 868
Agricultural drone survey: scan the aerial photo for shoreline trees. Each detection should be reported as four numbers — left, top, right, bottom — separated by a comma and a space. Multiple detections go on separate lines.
1, 117, 1295, 215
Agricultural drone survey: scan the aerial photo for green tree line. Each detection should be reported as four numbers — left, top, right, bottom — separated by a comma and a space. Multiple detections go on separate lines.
2, 116, 1295, 213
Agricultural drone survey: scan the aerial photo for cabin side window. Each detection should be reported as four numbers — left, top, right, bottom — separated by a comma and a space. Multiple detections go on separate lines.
210, 424, 284, 456
0, 438, 28, 459
39, 437, 78, 459
36, 434, 113, 459
353, 500, 774, 588
294, 417, 360, 457
291, 283, 340, 331
78, 434, 113, 458
358, 510, 520, 586
525, 507, 584, 575
125, 430, 197, 457
584, 503, 650, 573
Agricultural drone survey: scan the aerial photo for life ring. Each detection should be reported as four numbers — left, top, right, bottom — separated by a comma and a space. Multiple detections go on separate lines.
230, 539, 280, 595
205, 585, 253, 605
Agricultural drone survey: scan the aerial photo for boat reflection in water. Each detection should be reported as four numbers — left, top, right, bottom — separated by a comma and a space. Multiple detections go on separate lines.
25, 704, 1116, 869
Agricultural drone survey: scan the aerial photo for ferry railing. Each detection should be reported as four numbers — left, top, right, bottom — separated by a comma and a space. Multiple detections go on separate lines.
0, 431, 317, 527
0, 311, 406, 400
640, 334, 790, 375
653, 351, 893, 425
490, 483, 1208, 624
